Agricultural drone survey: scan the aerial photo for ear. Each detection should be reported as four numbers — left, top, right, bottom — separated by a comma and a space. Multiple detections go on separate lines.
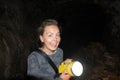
39, 35, 44, 42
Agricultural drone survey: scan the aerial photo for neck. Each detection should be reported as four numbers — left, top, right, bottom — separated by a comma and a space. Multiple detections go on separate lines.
40, 47, 55, 55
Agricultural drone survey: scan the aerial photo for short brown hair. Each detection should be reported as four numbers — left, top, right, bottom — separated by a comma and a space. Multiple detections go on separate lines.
37, 19, 61, 36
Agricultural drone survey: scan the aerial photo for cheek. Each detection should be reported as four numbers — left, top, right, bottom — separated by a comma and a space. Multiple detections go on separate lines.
45, 39, 51, 43
43, 40, 50, 47
45, 37, 61, 43
57, 37, 61, 43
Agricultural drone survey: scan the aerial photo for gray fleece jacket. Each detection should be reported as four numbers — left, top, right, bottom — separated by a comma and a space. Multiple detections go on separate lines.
27, 48, 63, 80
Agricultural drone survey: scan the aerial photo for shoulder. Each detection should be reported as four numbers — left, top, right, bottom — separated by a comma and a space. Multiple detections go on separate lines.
55, 48, 63, 57
28, 50, 42, 59
56, 47, 63, 54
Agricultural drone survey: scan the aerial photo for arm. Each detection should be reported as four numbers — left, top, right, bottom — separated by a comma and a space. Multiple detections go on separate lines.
27, 54, 44, 78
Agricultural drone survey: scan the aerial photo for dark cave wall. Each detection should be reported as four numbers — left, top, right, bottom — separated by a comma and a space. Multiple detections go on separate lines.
0, 1, 34, 79
0, 0, 120, 80
97, 0, 120, 54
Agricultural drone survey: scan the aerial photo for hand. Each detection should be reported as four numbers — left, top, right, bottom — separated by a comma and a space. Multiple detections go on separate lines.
59, 58, 73, 80
60, 70, 72, 80
64, 58, 72, 64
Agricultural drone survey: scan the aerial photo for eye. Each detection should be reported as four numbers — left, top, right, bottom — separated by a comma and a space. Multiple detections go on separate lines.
48, 34, 53, 37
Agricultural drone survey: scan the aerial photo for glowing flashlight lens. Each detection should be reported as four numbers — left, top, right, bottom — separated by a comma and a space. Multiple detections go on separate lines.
72, 61, 83, 76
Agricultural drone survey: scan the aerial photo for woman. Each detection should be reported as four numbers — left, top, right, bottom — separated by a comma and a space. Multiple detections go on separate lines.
27, 19, 71, 80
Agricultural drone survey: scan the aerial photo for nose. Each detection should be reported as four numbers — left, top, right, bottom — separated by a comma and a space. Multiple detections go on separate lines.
53, 35, 60, 41
53, 36, 57, 41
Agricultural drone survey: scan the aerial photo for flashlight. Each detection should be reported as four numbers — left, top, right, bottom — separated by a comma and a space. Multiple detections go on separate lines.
58, 59, 83, 76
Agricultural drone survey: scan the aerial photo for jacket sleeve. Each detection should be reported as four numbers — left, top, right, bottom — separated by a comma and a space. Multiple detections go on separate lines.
27, 53, 43, 78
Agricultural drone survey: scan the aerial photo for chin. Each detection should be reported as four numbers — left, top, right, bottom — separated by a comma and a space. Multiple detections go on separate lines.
51, 47, 57, 51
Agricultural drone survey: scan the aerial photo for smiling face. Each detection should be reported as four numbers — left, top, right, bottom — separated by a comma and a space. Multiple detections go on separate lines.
40, 25, 61, 54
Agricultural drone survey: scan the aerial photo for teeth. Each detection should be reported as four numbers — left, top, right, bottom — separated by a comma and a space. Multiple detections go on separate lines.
51, 43, 57, 47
